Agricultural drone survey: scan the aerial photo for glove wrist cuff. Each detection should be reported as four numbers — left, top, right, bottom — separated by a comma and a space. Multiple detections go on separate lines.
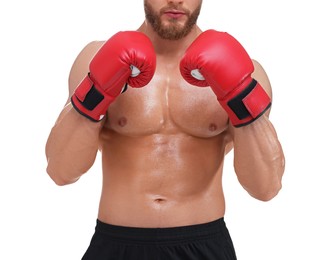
71, 75, 115, 122
219, 79, 272, 127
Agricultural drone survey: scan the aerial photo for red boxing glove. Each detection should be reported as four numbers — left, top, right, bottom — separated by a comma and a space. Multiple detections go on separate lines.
180, 30, 271, 127
71, 31, 156, 122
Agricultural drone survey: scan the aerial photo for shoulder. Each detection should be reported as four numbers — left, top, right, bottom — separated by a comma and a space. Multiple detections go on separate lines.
251, 59, 272, 99
67, 41, 105, 97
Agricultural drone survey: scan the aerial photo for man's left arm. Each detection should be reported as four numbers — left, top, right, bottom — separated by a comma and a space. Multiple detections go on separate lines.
229, 60, 285, 201
180, 30, 285, 201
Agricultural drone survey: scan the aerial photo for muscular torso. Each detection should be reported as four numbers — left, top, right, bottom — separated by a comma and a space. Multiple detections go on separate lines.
97, 55, 232, 227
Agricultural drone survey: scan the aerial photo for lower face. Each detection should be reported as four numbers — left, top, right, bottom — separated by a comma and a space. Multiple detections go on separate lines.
144, 0, 202, 40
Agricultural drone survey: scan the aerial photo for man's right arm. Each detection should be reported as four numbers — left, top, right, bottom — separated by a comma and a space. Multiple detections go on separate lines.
45, 41, 104, 186
45, 31, 157, 186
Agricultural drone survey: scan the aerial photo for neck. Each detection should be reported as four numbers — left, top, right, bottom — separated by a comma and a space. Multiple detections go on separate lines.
137, 21, 202, 57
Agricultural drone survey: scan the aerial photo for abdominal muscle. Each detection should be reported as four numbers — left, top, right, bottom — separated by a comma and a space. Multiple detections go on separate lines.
97, 129, 228, 228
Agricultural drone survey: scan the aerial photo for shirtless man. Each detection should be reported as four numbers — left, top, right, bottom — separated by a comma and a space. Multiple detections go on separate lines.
45, 0, 285, 259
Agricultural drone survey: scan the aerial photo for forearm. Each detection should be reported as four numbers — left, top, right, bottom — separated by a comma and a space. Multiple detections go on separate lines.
232, 115, 285, 201
45, 103, 103, 185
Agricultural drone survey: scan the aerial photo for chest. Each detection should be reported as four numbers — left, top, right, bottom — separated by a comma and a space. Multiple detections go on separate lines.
104, 63, 228, 137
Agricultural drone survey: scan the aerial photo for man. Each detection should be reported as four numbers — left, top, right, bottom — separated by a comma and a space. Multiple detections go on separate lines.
45, 0, 285, 259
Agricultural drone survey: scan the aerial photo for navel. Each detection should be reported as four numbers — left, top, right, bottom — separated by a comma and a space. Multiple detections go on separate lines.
154, 198, 167, 204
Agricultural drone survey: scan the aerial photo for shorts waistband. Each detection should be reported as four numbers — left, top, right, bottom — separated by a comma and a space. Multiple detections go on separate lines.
95, 218, 227, 244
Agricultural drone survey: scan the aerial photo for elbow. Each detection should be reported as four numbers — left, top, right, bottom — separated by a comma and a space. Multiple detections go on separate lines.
257, 159, 285, 201
249, 180, 283, 202
46, 164, 79, 186
247, 158, 285, 202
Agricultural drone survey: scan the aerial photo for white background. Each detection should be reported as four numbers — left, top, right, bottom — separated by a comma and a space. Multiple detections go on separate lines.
1, 0, 328, 259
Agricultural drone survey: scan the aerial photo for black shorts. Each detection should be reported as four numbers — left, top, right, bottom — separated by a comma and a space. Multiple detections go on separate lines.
82, 218, 237, 260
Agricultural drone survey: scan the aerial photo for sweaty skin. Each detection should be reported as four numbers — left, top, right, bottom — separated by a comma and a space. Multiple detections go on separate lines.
46, 0, 285, 228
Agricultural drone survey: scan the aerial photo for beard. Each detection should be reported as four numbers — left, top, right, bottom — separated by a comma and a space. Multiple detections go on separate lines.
144, 1, 201, 40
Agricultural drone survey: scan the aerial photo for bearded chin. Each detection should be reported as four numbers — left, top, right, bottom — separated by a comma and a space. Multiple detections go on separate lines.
156, 23, 190, 41
144, 3, 201, 40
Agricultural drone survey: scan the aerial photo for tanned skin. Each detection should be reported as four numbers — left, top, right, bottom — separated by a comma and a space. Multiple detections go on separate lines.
46, 0, 285, 228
